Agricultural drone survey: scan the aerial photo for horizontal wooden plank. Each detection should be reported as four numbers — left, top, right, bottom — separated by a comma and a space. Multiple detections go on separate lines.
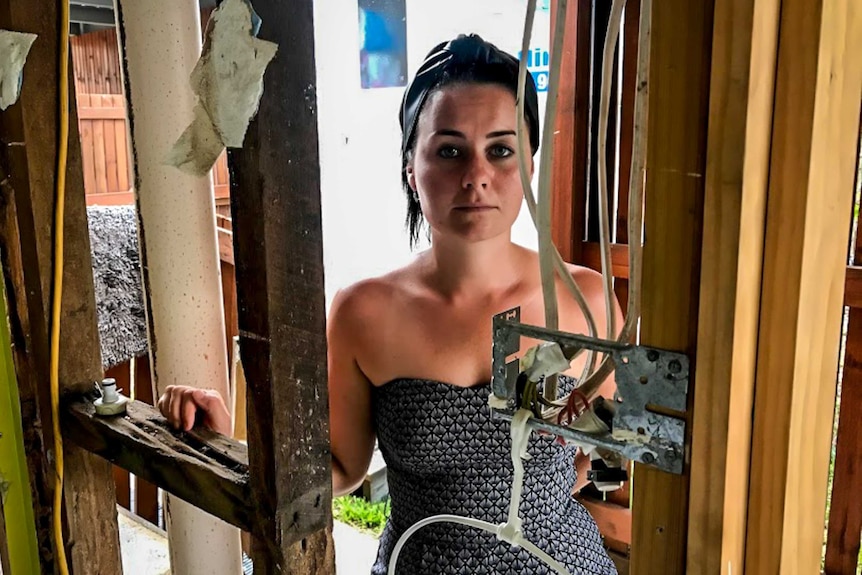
216, 213, 233, 231
62, 398, 256, 535
78, 106, 126, 120
581, 241, 631, 279
218, 226, 234, 265
85, 190, 134, 206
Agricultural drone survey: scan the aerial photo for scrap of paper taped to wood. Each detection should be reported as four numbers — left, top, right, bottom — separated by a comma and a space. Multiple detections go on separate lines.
166, 0, 278, 175
0, 30, 37, 111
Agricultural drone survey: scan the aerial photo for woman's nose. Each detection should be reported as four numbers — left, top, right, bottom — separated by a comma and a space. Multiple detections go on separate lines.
461, 154, 491, 190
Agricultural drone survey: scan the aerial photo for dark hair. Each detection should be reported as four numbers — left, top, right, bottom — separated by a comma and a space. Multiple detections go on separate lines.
399, 34, 540, 248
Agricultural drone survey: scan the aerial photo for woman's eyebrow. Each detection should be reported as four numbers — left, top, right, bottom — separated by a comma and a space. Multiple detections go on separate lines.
430, 129, 517, 138
432, 129, 465, 138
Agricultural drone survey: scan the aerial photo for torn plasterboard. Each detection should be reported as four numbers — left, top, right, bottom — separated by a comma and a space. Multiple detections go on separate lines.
0, 30, 37, 111
166, 0, 277, 175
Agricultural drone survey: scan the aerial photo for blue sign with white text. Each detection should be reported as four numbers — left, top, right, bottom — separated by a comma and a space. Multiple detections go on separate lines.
519, 47, 550, 92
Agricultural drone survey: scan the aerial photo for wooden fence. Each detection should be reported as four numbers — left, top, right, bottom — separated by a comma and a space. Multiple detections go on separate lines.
71, 28, 230, 206
77, 93, 132, 205
71, 28, 123, 95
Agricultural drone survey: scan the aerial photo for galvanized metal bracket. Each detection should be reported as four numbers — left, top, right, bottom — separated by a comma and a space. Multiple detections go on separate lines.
491, 307, 689, 474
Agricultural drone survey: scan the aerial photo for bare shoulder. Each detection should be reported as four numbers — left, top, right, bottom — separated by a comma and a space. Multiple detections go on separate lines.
563, 263, 604, 288
558, 262, 623, 338
557, 262, 607, 301
327, 266, 417, 335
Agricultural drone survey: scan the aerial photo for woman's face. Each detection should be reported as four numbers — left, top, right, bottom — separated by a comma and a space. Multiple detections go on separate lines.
406, 83, 532, 244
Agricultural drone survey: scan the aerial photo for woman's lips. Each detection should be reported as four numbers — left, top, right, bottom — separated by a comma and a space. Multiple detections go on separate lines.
454, 205, 496, 211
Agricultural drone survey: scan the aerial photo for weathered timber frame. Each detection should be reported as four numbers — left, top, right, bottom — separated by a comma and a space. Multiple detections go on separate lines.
0, 2, 123, 573
1, 0, 335, 572
227, 0, 336, 569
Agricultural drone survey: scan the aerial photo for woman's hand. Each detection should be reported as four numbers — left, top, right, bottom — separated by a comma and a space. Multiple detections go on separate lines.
157, 385, 232, 436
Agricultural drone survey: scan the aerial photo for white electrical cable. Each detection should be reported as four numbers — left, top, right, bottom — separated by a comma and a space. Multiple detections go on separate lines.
388, 410, 571, 575
560, 0, 650, 403
515, 0, 600, 395
516, 0, 649, 409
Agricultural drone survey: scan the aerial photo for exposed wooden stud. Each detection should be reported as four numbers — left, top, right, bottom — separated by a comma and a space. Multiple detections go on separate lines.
684, 0, 781, 571
550, 0, 592, 263
227, 0, 335, 572
628, 0, 713, 572
0, 1, 124, 573
744, 0, 862, 569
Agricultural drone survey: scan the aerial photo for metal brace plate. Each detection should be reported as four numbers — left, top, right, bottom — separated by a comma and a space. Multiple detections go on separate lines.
491, 307, 689, 474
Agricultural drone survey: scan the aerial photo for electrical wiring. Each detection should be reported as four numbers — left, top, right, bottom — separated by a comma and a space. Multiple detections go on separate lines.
51, 1, 72, 573
514, 0, 649, 419
515, 0, 601, 397
388, 410, 571, 575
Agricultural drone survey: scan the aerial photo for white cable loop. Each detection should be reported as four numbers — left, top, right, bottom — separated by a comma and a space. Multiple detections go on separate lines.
388, 410, 571, 575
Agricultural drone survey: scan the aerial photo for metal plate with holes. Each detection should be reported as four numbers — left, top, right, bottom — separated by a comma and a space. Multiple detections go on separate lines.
490, 307, 689, 474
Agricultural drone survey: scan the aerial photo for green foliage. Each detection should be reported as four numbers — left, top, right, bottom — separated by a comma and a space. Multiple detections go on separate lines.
333, 495, 390, 538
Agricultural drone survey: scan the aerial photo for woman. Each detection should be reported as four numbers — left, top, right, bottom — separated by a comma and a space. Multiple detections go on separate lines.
160, 34, 619, 574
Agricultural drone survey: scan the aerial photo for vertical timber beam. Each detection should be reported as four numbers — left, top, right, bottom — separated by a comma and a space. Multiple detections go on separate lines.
745, 1, 862, 573
228, 0, 335, 572
550, 0, 592, 264
629, 0, 713, 573
0, 1, 123, 573
686, 0, 780, 571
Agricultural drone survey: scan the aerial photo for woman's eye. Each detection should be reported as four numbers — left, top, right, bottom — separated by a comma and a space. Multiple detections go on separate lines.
437, 146, 460, 159
489, 145, 514, 158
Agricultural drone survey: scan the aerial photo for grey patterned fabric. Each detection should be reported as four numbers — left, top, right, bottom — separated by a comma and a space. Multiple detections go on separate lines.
371, 377, 618, 575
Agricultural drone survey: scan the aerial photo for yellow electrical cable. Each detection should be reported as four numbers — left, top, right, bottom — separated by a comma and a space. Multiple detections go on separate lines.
51, 1, 71, 574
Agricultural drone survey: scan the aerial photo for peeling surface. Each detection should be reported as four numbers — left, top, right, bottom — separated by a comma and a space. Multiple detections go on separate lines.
0, 30, 37, 111
166, 0, 277, 175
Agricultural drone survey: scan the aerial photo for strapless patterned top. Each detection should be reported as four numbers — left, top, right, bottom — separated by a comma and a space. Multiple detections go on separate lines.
370, 376, 618, 574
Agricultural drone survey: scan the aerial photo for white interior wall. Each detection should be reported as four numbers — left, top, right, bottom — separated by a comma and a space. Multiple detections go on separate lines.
314, 2, 551, 308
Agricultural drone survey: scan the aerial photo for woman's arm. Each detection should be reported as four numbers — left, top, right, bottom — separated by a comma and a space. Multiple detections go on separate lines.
157, 286, 378, 497
327, 287, 377, 496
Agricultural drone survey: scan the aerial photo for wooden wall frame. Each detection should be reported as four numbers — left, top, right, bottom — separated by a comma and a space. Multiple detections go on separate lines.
2, 0, 335, 573
745, 1, 862, 573
0, 2, 123, 573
